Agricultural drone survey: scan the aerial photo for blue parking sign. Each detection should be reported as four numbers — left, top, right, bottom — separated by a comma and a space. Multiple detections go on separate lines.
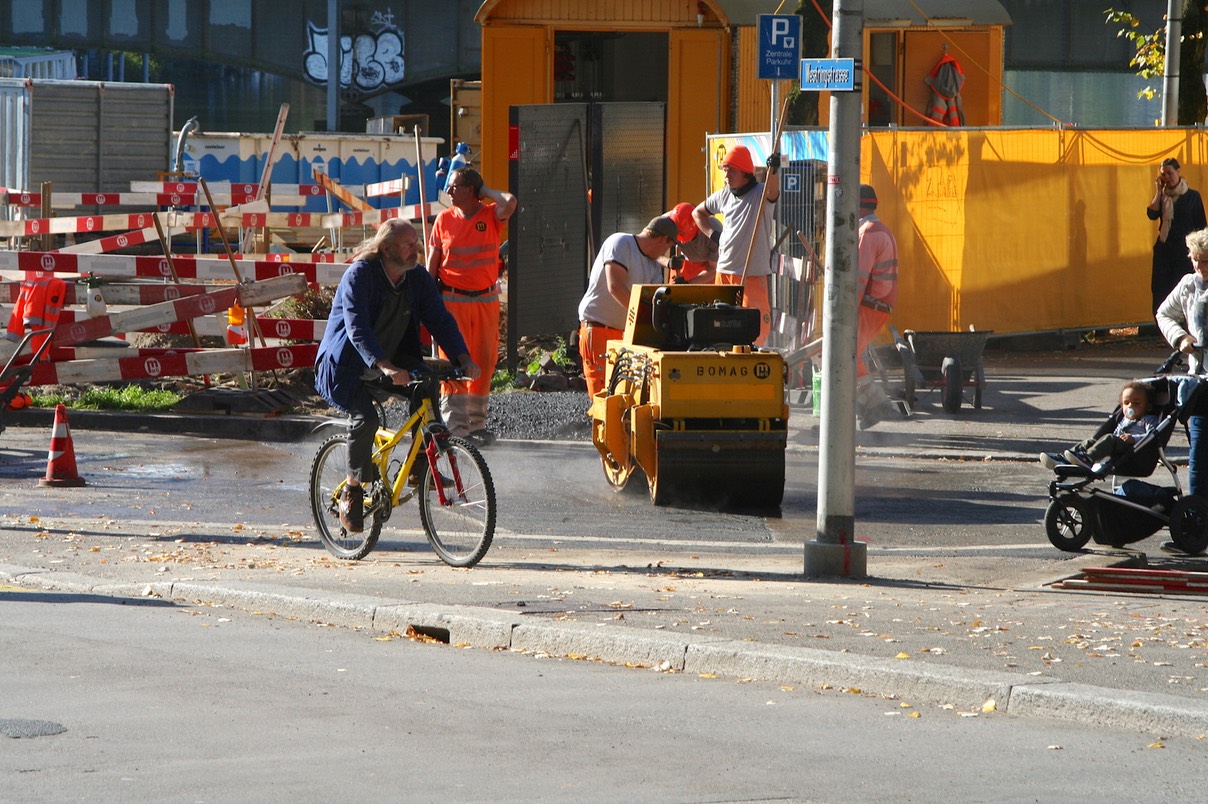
758, 14, 801, 80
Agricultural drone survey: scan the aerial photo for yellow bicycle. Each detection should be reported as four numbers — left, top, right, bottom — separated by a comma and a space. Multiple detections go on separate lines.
309, 366, 496, 567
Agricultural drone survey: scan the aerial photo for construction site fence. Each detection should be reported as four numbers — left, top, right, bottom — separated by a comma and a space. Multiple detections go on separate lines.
708, 127, 1208, 337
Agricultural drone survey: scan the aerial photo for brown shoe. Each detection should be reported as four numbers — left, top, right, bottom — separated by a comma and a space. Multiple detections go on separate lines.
338, 484, 364, 533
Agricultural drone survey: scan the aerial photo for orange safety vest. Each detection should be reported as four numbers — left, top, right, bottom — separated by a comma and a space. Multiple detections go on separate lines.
5, 276, 67, 359
429, 203, 505, 291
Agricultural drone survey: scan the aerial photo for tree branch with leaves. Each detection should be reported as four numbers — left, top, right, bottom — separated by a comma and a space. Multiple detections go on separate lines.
1106, 3, 1207, 124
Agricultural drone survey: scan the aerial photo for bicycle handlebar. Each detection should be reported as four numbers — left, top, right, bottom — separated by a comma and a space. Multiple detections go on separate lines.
370, 365, 467, 394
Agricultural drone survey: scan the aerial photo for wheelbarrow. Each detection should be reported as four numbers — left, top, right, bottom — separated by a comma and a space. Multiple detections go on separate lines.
902, 328, 992, 413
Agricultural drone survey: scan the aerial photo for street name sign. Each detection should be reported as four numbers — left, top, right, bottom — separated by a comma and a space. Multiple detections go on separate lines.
800, 58, 856, 92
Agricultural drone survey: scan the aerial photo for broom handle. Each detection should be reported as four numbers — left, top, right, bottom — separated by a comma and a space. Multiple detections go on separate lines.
738, 94, 792, 286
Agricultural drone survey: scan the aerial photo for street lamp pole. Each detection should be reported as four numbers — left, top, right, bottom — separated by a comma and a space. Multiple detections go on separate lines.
327, 0, 340, 132
1162, 0, 1181, 126
805, 0, 866, 578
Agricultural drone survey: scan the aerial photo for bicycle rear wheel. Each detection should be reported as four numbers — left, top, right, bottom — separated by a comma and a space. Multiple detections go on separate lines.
418, 436, 496, 567
310, 434, 382, 560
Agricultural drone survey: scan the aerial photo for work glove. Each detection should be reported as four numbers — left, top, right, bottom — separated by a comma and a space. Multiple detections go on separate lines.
766, 152, 782, 173
669, 254, 684, 272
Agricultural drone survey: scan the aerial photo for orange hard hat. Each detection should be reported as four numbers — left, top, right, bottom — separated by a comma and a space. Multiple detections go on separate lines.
669, 202, 698, 242
721, 145, 755, 175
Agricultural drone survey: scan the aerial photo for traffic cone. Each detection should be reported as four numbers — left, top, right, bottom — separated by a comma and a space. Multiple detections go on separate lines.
39, 404, 86, 488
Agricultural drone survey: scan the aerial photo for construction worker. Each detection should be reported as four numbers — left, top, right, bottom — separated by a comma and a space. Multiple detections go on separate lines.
314, 219, 480, 534
692, 145, 780, 345
427, 167, 517, 445
667, 202, 719, 284
855, 184, 899, 428
577, 216, 678, 397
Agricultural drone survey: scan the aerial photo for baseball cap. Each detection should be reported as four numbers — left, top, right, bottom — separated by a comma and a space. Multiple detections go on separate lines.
721, 145, 755, 175
646, 215, 679, 241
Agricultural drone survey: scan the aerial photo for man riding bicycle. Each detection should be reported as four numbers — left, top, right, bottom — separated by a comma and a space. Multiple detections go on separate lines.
314, 219, 480, 534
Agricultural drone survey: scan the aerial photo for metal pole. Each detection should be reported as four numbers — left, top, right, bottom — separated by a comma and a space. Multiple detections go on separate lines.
804, 0, 866, 578
770, 79, 781, 141
1163, 0, 1181, 126
327, 0, 340, 132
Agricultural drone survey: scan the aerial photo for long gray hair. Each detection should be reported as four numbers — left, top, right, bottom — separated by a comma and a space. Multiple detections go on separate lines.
352, 218, 416, 262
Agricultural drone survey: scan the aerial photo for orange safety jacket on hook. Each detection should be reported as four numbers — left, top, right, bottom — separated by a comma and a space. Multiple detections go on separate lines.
925, 53, 966, 127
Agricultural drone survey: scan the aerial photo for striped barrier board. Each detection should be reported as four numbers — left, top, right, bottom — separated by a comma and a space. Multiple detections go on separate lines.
128, 182, 326, 197
27, 343, 318, 385
3, 281, 208, 305
1053, 566, 1208, 595
312, 171, 374, 211
224, 252, 344, 263
0, 201, 270, 238
365, 178, 410, 197
55, 225, 185, 255
0, 201, 441, 239
1, 190, 307, 208
25, 308, 326, 342
0, 252, 348, 286
0, 273, 307, 362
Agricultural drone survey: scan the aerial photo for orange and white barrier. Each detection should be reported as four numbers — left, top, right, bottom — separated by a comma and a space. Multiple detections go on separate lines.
26, 343, 318, 385
3, 281, 208, 306
0, 273, 306, 362
0, 202, 440, 241
0, 190, 307, 208
128, 181, 325, 197
0, 251, 346, 286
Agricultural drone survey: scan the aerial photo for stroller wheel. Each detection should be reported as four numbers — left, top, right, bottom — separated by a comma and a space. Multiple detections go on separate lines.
1169, 496, 1208, 555
1045, 495, 1094, 551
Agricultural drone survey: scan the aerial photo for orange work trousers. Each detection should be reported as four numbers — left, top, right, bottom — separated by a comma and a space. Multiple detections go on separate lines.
578, 322, 623, 398
716, 273, 770, 346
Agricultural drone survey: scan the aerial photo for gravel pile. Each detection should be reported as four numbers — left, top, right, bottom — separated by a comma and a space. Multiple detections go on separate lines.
487, 390, 591, 441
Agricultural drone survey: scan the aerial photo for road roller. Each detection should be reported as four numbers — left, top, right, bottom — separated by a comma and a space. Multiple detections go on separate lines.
588, 283, 788, 507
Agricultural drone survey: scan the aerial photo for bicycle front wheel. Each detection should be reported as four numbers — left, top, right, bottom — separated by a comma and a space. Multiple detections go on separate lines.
418, 436, 496, 567
310, 434, 382, 560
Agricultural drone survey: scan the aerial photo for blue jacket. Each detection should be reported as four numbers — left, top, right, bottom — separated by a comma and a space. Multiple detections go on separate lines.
314, 257, 469, 412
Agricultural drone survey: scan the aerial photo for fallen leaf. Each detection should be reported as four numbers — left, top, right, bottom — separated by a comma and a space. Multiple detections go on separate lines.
982, 698, 997, 713
895, 652, 911, 660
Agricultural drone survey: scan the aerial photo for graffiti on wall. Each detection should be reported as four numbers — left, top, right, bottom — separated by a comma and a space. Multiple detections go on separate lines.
303, 10, 404, 95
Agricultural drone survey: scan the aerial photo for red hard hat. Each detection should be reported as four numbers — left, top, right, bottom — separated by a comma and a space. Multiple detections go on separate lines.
721, 145, 755, 175
669, 202, 698, 242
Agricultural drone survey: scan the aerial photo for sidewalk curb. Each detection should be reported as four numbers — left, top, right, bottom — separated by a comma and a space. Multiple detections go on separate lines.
5, 564, 1207, 738
1, 408, 322, 442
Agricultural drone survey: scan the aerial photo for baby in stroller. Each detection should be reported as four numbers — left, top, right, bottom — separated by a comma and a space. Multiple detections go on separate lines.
1039, 381, 1159, 473
1041, 365, 1208, 555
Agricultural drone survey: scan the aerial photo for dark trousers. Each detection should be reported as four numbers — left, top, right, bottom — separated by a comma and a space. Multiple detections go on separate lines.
345, 383, 383, 484
1152, 243, 1192, 314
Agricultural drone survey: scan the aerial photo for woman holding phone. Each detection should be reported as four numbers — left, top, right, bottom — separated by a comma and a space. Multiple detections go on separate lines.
1148, 157, 1206, 315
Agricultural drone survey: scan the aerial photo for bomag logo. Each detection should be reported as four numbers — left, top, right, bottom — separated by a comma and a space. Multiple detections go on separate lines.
696, 365, 749, 378
693, 361, 774, 380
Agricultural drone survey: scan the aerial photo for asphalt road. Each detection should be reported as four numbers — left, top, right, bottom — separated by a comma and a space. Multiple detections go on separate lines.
0, 428, 1049, 553
4, 586, 1204, 803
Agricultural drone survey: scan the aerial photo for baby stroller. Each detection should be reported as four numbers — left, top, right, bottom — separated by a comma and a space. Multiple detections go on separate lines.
1042, 352, 1208, 555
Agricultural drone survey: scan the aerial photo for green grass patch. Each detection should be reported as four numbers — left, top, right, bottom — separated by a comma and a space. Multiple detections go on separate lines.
32, 385, 183, 412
